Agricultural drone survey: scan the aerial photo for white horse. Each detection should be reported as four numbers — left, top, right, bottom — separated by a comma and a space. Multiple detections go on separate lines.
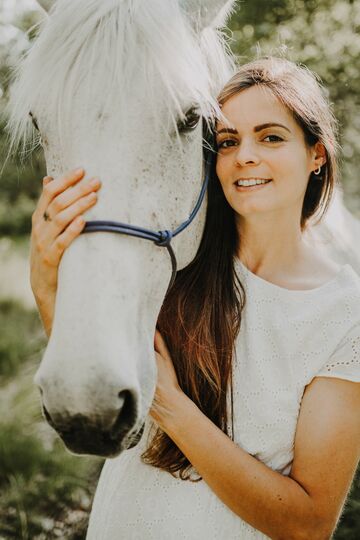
7, 0, 360, 460
7, 0, 236, 456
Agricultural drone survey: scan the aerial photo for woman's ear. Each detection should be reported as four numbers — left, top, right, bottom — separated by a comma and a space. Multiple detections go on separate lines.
181, 0, 236, 31
312, 142, 327, 172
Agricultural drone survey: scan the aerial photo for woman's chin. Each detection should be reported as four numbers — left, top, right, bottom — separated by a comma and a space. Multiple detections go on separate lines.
232, 200, 275, 217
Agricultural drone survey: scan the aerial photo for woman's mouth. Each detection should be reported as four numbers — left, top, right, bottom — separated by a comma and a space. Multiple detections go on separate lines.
234, 179, 272, 192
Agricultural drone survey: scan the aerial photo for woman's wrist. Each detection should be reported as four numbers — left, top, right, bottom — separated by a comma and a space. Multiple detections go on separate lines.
156, 390, 198, 436
34, 291, 55, 338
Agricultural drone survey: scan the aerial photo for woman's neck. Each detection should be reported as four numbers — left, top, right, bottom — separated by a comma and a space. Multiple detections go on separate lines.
236, 212, 312, 280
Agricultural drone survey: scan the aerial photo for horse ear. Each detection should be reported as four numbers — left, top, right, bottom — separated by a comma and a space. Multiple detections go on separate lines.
36, 0, 55, 13
182, 0, 236, 30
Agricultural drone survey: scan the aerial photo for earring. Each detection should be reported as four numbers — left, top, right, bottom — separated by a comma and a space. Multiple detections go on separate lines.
314, 166, 321, 175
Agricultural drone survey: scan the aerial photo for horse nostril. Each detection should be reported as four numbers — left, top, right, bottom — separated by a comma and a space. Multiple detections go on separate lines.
117, 389, 136, 426
118, 390, 127, 410
42, 404, 55, 428
110, 390, 137, 440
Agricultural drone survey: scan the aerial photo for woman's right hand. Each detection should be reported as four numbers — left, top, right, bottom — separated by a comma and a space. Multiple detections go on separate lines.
30, 168, 101, 336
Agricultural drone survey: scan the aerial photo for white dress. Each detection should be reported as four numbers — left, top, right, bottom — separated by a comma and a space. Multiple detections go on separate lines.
87, 258, 360, 540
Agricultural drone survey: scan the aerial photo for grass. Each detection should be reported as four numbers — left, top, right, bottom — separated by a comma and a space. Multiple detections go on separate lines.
334, 468, 360, 540
0, 420, 101, 539
0, 299, 44, 381
0, 300, 103, 539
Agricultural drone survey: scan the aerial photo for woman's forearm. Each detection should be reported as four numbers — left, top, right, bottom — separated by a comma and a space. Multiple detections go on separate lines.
34, 292, 54, 338
159, 393, 321, 540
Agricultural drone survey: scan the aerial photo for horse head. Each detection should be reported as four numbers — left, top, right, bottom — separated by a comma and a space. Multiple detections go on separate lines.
8, 0, 235, 457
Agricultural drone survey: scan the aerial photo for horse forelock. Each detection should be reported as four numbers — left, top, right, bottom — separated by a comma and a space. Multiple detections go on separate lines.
7, 0, 235, 157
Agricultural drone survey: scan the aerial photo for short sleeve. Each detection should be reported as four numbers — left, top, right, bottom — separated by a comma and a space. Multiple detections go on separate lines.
316, 323, 360, 382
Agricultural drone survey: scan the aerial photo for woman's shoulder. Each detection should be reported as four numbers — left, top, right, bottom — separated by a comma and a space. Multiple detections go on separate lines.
234, 254, 360, 297
234, 253, 360, 353
292, 244, 359, 291
233, 255, 360, 386
304, 255, 342, 287
312, 255, 360, 298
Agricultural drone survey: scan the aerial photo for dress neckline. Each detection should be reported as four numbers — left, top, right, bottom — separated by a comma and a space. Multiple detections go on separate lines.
234, 256, 351, 295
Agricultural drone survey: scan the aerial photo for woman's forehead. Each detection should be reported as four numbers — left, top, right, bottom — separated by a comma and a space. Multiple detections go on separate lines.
216, 85, 295, 132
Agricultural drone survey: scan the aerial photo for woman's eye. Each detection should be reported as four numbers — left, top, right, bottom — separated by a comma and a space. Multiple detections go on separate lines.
262, 134, 283, 143
217, 139, 237, 149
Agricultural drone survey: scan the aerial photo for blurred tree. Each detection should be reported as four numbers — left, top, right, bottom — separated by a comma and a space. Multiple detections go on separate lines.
0, 4, 45, 236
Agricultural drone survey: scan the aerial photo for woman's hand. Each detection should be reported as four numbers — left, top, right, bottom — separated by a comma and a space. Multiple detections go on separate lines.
150, 329, 186, 429
30, 168, 101, 336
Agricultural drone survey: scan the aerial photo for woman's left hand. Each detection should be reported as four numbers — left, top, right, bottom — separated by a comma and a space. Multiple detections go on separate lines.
150, 329, 184, 427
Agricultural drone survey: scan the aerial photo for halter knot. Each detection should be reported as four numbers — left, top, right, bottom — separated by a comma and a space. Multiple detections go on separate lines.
155, 229, 173, 247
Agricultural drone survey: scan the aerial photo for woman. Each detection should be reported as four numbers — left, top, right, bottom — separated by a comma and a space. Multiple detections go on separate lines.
31, 57, 360, 539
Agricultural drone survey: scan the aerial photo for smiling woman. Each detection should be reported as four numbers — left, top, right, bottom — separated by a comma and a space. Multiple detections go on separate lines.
87, 57, 360, 540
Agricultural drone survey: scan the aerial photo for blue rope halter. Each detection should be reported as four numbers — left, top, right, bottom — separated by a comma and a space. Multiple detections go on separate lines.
81, 137, 215, 296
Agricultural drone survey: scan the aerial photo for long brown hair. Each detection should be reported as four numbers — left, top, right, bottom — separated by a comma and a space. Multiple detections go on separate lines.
141, 56, 339, 480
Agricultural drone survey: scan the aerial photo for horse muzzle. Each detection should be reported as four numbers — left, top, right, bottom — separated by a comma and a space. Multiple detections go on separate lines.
40, 389, 144, 457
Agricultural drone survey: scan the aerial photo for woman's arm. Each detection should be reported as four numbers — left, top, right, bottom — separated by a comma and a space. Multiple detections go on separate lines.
151, 331, 360, 540
33, 291, 56, 339
30, 169, 102, 337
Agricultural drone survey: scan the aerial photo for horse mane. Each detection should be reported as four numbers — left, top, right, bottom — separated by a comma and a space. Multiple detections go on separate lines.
6, 0, 235, 157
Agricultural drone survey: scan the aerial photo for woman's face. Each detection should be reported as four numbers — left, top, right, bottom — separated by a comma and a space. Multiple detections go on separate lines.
215, 85, 324, 222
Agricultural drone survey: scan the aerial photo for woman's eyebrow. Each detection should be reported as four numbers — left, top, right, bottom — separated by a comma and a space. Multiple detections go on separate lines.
216, 123, 291, 136
254, 122, 291, 133
216, 127, 237, 136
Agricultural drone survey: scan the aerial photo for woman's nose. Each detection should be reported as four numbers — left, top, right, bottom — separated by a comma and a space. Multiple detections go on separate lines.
234, 140, 260, 167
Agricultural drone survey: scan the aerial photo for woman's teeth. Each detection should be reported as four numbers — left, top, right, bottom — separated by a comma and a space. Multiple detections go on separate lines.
236, 179, 271, 187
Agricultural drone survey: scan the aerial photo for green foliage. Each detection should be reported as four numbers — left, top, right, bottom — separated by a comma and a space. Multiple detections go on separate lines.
0, 121, 45, 236
0, 304, 103, 539
0, 424, 99, 539
0, 6, 46, 238
0, 422, 101, 539
0, 299, 45, 380
334, 467, 360, 540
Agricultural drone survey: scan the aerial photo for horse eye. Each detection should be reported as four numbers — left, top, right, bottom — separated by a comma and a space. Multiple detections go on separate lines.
178, 107, 201, 133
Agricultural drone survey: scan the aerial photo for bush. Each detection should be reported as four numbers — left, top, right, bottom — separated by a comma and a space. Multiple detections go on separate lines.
0, 299, 45, 380
0, 422, 102, 539
0, 363, 103, 539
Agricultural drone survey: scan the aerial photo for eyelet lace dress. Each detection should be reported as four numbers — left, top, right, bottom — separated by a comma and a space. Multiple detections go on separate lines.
87, 259, 360, 540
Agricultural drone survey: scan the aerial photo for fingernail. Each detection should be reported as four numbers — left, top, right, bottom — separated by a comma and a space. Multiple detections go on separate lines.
75, 167, 84, 175
90, 178, 101, 187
